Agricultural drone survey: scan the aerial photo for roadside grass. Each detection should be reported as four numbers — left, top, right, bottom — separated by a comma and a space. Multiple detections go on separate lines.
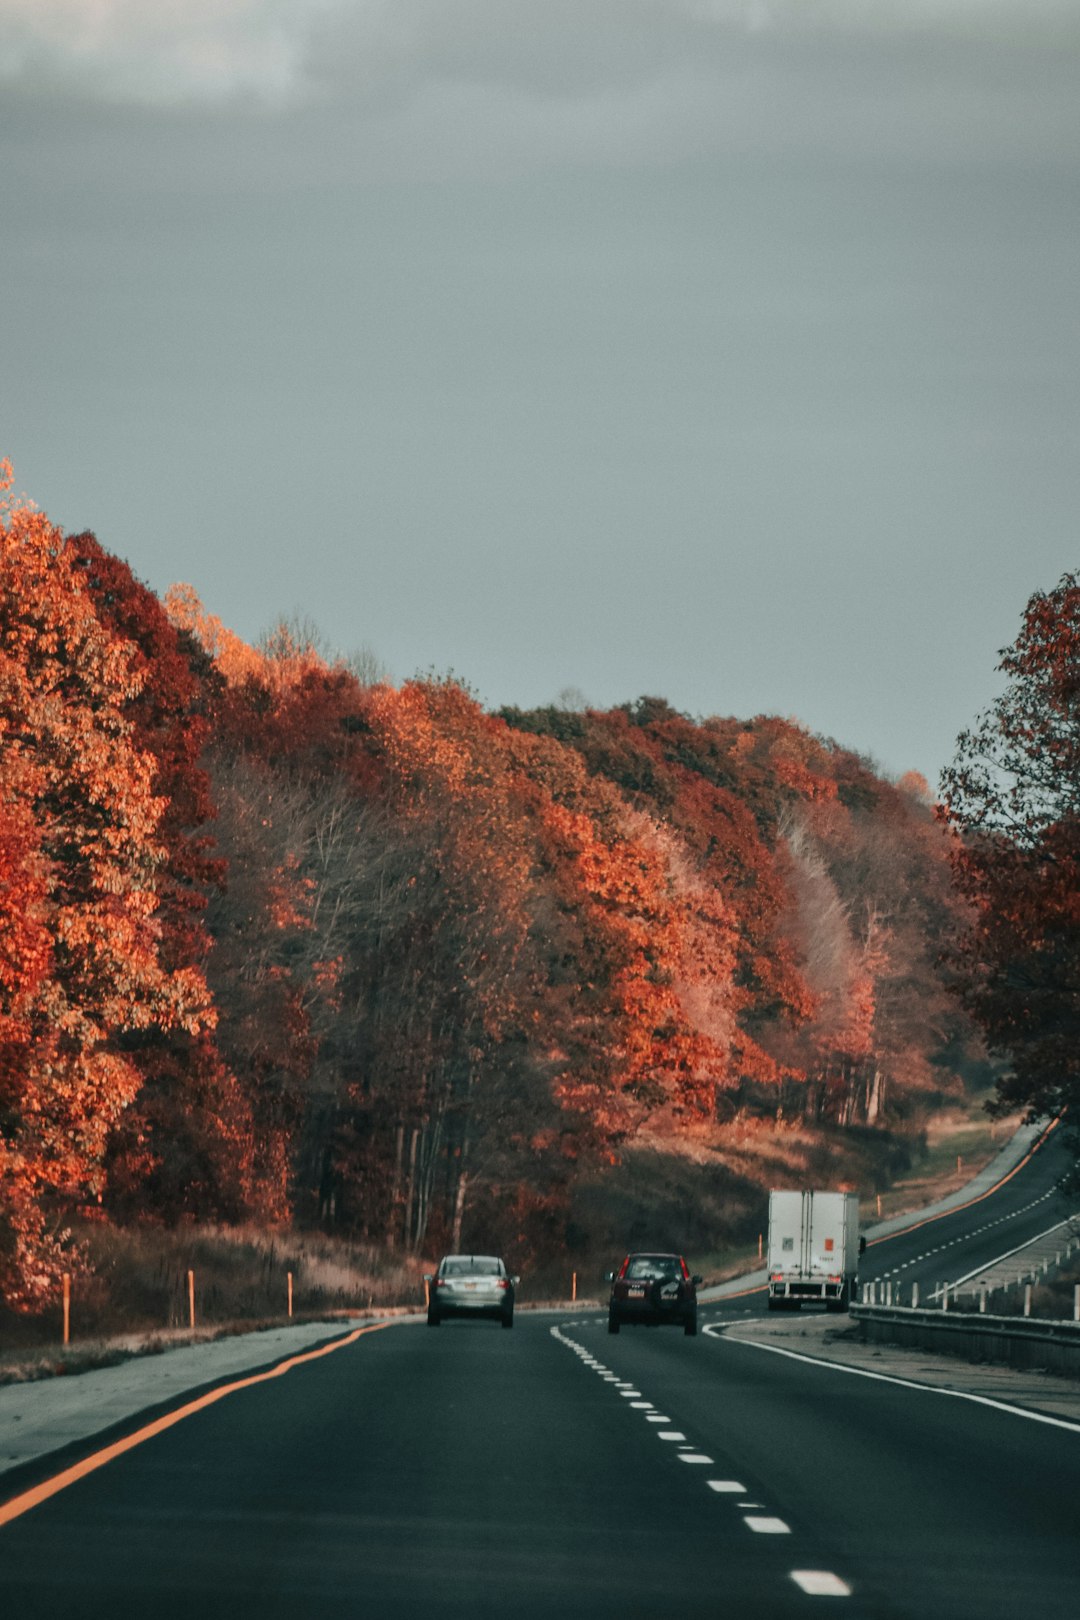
863, 1100, 1023, 1225
0, 1224, 427, 1382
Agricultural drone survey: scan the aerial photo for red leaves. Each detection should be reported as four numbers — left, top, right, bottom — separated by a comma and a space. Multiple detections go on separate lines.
942, 575, 1080, 1144
1, 469, 216, 1306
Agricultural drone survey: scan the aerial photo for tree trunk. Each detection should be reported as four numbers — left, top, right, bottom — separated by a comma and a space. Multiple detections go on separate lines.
386, 1121, 405, 1249
451, 1167, 469, 1253
404, 1126, 419, 1247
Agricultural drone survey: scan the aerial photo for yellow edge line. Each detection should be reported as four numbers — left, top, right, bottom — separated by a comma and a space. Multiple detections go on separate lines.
0, 1320, 393, 1529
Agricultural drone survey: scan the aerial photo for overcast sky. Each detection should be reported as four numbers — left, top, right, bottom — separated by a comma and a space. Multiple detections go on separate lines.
2, 2, 1078, 784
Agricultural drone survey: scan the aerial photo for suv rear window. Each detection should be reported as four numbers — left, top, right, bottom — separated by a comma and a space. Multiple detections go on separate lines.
625, 1256, 683, 1281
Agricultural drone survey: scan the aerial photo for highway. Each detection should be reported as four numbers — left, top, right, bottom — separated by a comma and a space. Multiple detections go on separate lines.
1, 1127, 1078, 1618
857, 1122, 1077, 1304
699, 1118, 1078, 1319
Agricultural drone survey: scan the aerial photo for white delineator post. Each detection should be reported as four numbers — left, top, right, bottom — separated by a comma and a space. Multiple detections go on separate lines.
1024, 1283, 1032, 1318
912, 1282, 919, 1309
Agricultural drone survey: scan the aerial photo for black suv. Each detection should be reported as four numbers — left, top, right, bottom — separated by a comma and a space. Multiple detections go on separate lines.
606, 1252, 701, 1336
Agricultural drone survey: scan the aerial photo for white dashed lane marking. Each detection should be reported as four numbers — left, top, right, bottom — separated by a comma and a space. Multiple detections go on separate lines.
864, 1188, 1059, 1284
550, 1323, 851, 1599
792, 1571, 854, 1596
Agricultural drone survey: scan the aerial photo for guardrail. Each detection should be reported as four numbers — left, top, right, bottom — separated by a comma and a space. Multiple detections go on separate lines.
851, 1303, 1080, 1377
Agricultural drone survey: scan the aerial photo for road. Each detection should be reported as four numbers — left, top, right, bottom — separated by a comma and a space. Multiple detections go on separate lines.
2, 1306, 1079, 1619
1, 1127, 1078, 1618
857, 1121, 1077, 1302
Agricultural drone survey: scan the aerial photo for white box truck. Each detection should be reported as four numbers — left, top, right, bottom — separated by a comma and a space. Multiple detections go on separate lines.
766, 1190, 862, 1312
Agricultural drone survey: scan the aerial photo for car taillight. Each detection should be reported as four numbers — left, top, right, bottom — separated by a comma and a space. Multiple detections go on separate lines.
436, 1278, 448, 1287
497, 1279, 508, 1289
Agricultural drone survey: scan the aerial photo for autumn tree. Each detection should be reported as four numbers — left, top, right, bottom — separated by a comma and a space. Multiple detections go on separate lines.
0, 467, 213, 1305
62, 534, 248, 1221
941, 574, 1080, 1182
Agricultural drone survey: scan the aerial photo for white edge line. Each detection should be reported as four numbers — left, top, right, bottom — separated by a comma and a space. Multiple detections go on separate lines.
704, 1324, 1080, 1435
949, 1219, 1076, 1290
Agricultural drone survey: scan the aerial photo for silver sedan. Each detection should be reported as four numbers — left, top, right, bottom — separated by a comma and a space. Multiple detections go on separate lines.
425, 1254, 517, 1328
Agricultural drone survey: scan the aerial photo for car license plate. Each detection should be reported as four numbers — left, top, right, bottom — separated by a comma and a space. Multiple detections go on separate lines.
627, 1286, 646, 1298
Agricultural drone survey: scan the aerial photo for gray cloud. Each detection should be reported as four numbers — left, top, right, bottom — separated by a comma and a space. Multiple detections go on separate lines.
3, 2, 1077, 110
3, 0, 1078, 785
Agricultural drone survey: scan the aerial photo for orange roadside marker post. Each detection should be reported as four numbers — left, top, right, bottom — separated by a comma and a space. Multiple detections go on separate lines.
62, 1273, 71, 1348
287, 1271, 293, 1318
187, 1269, 196, 1331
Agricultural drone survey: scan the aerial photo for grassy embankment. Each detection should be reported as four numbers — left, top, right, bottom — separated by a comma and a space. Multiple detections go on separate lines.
564, 1092, 1019, 1296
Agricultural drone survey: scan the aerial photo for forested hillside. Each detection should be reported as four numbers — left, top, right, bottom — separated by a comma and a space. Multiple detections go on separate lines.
0, 465, 984, 1309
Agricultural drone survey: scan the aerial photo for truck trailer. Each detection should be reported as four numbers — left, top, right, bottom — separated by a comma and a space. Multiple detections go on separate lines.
766, 1189, 862, 1311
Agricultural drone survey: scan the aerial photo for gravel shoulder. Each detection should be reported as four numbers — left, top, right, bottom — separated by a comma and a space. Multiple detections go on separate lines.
0, 1315, 418, 1480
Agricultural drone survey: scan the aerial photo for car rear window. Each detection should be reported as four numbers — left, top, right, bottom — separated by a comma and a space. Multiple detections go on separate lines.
441, 1257, 503, 1276
625, 1256, 684, 1281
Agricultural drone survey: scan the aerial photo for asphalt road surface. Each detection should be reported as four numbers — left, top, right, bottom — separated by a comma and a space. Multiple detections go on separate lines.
2, 1308, 1079, 1617
857, 1122, 1077, 1302
2, 1128, 1078, 1619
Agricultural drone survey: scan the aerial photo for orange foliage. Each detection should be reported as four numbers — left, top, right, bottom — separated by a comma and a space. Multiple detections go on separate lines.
163, 583, 268, 687
1, 466, 215, 1306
